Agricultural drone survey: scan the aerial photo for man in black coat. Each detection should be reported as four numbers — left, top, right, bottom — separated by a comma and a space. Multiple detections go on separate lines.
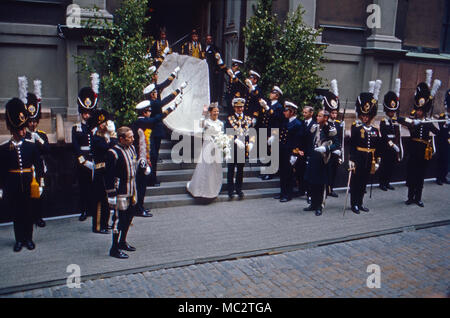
0, 98, 44, 252
204, 34, 222, 103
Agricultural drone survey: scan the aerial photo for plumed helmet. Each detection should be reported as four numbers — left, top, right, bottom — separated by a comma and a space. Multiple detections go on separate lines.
356, 80, 381, 120
322, 91, 340, 112
26, 92, 41, 121
77, 73, 99, 113
383, 91, 399, 112
88, 109, 111, 128
414, 82, 432, 113
5, 97, 29, 131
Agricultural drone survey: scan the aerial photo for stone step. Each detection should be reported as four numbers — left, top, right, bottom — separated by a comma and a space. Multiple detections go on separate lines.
143, 187, 280, 209
145, 177, 280, 196
157, 166, 263, 182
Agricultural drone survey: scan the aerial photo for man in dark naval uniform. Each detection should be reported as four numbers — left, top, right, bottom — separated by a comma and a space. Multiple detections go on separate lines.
274, 101, 304, 203
349, 80, 382, 214
72, 74, 98, 221
143, 80, 187, 187
0, 98, 44, 252
259, 86, 284, 180
397, 71, 441, 207
244, 70, 262, 121
225, 93, 255, 199
89, 109, 117, 234
23, 78, 50, 227
304, 110, 338, 215
378, 79, 403, 191
204, 34, 222, 102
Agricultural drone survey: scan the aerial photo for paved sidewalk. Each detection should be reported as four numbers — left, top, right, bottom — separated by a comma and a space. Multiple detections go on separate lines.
3, 225, 449, 298
0, 181, 449, 294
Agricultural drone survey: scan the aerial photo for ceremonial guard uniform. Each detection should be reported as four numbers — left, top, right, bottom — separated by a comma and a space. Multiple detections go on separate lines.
0, 98, 44, 252
72, 74, 99, 221
275, 102, 304, 202
89, 109, 117, 234
225, 94, 255, 199
322, 79, 343, 197
20, 77, 50, 227
143, 81, 187, 187
259, 86, 284, 180
131, 95, 182, 217
398, 70, 441, 207
435, 89, 449, 185
349, 80, 382, 214
304, 110, 338, 215
378, 79, 403, 191
106, 127, 139, 259
181, 29, 205, 59
150, 28, 171, 59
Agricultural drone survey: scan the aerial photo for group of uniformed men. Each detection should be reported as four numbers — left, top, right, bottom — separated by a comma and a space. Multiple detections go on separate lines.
0, 29, 448, 258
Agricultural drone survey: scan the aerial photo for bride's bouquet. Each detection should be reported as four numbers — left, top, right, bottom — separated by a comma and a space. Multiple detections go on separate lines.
212, 131, 233, 161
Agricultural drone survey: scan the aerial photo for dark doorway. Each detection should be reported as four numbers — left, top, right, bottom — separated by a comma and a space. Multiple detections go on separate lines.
147, 0, 209, 53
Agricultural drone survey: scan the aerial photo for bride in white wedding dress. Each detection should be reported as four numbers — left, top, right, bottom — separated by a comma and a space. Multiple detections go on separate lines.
186, 104, 225, 199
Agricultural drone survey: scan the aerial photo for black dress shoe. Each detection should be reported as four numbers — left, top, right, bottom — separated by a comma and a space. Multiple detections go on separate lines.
379, 185, 388, 191
262, 175, 272, 181
328, 191, 338, 198
13, 241, 23, 252
303, 205, 314, 211
93, 229, 109, 234
228, 192, 235, 199
137, 210, 153, 217
25, 240, 35, 250
351, 206, 360, 214
273, 193, 281, 200
386, 184, 395, 190
415, 200, 424, 207
315, 209, 322, 216
109, 249, 129, 259
359, 206, 370, 212
436, 180, 443, 185
36, 218, 46, 227
118, 242, 136, 252
236, 191, 244, 199
280, 197, 291, 202
79, 212, 87, 222
405, 199, 414, 205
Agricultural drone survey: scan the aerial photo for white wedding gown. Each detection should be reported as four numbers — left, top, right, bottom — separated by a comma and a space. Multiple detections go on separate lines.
186, 118, 224, 198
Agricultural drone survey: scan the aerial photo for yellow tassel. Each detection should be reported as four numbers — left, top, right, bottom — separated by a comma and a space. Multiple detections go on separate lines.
424, 143, 432, 160
370, 156, 376, 175
30, 167, 40, 199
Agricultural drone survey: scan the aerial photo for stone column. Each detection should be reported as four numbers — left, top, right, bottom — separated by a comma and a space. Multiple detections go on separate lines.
365, 0, 402, 50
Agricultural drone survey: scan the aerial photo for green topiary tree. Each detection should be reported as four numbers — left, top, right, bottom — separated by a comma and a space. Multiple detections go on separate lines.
243, 0, 326, 113
76, 0, 153, 126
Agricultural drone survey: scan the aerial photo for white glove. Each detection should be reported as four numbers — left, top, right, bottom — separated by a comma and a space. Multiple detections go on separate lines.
83, 160, 94, 171
39, 186, 43, 196
375, 163, 380, 172
171, 66, 180, 78
413, 119, 421, 125
226, 69, 234, 78
108, 196, 117, 207
267, 136, 275, 146
349, 160, 355, 171
145, 165, 151, 176
215, 52, 221, 61
314, 146, 327, 153
248, 143, 254, 152
245, 79, 252, 88
144, 53, 152, 60
31, 132, 44, 145
251, 118, 257, 126
290, 155, 298, 166
0, 189, 2, 199
180, 81, 188, 90
148, 65, 156, 74
234, 138, 245, 149
168, 104, 177, 112
259, 99, 269, 111
106, 120, 116, 134
162, 46, 170, 57
332, 149, 342, 157
218, 58, 224, 65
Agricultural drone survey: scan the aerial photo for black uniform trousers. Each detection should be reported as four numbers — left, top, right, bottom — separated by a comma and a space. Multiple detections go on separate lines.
280, 148, 295, 199
91, 170, 110, 232
150, 136, 162, 185
310, 183, 325, 210
350, 152, 372, 207
227, 163, 244, 194
378, 148, 397, 187
77, 165, 93, 215
6, 188, 33, 243
326, 153, 339, 194
111, 204, 136, 251
294, 158, 307, 195
136, 167, 148, 212
406, 141, 428, 201
436, 126, 449, 182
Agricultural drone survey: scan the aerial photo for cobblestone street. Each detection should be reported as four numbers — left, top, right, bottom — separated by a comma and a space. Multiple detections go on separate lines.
3, 225, 449, 298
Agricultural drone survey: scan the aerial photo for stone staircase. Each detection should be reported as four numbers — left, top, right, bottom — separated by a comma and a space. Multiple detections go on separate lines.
143, 138, 280, 210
